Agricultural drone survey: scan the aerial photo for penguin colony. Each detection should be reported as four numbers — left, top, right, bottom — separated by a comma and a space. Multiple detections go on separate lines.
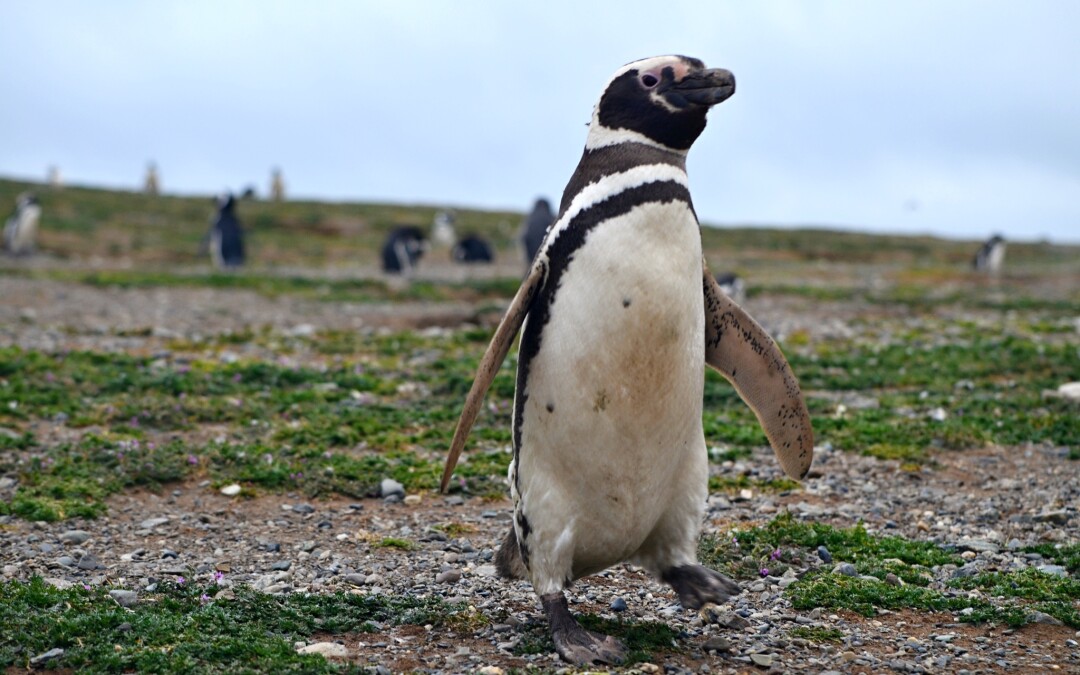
208, 193, 245, 268
442, 55, 814, 665
3, 193, 41, 256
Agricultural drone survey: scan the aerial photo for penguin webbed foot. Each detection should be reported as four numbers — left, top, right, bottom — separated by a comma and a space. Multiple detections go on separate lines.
662, 564, 742, 610
541, 592, 626, 665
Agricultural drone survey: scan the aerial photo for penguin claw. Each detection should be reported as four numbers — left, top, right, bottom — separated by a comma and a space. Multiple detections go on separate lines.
663, 564, 743, 610
552, 627, 627, 665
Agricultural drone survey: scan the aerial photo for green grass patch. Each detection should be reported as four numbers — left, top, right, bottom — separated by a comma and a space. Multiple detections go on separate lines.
0, 577, 471, 672
512, 615, 679, 665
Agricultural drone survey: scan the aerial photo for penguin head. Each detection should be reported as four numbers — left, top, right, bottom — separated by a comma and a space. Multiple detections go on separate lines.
215, 192, 236, 212
587, 55, 735, 153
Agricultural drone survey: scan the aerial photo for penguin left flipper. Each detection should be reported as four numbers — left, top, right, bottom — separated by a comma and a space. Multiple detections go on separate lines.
440, 259, 548, 492
702, 262, 814, 480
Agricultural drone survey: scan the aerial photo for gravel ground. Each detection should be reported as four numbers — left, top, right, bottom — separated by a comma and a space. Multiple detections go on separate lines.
1, 276, 1078, 673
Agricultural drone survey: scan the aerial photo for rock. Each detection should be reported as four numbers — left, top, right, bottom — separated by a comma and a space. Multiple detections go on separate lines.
271, 561, 292, 571
140, 517, 169, 529
162, 549, 179, 559
927, 407, 948, 421
1037, 564, 1068, 577
220, 484, 242, 496
1027, 610, 1064, 625
474, 564, 497, 578
610, 597, 628, 612
30, 648, 65, 666
1033, 510, 1070, 525
109, 590, 138, 608
703, 636, 732, 652
477, 667, 504, 675
1053, 382, 1080, 400
343, 573, 366, 586
750, 653, 774, 667
60, 530, 91, 545
44, 578, 73, 590
77, 553, 104, 571
952, 564, 979, 579
713, 612, 751, 630
833, 563, 857, 577
380, 478, 405, 499
292, 503, 316, 514
364, 573, 383, 585
403, 494, 422, 505
817, 545, 833, 563
884, 573, 903, 586
296, 641, 348, 658
957, 539, 1000, 554
435, 569, 461, 584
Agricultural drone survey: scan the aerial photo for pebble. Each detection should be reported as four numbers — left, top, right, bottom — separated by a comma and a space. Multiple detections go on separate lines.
30, 648, 65, 666
750, 653, 774, 667
77, 554, 104, 570
60, 530, 91, 545
140, 517, 169, 529
435, 569, 461, 584
297, 641, 348, 658
380, 478, 405, 499
703, 636, 732, 652
610, 597, 627, 612
109, 590, 138, 607
817, 545, 833, 563
833, 563, 857, 577
220, 484, 242, 496
271, 561, 292, 571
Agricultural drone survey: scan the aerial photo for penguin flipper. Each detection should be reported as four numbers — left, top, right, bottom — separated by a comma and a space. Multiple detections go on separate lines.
702, 264, 814, 480
440, 260, 547, 492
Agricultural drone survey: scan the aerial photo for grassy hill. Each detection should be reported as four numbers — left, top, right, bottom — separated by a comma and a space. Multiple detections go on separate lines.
1, 176, 1077, 291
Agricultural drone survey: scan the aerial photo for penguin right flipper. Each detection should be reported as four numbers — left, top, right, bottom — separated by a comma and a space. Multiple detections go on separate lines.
702, 264, 814, 480
440, 259, 548, 492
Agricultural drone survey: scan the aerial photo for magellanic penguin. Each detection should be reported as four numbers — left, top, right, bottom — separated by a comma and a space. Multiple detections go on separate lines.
208, 193, 245, 269
451, 234, 495, 264
381, 226, 428, 275
520, 197, 555, 266
972, 234, 1006, 273
441, 55, 814, 665
4, 193, 41, 256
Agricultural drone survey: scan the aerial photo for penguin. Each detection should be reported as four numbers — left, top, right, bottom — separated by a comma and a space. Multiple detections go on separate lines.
144, 162, 160, 195
451, 235, 495, 264
208, 193, 245, 268
972, 234, 1005, 273
381, 226, 427, 274
432, 210, 458, 248
3, 193, 41, 256
270, 167, 286, 202
714, 271, 746, 304
520, 197, 555, 265
441, 55, 814, 665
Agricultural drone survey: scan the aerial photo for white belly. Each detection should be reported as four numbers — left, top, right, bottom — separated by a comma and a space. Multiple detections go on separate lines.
514, 200, 707, 588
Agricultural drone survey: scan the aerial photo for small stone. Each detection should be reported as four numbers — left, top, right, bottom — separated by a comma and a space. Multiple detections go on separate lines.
140, 517, 169, 529
109, 590, 138, 608
220, 484, 242, 496
833, 563, 857, 577
610, 597, 628, 612
1033, 510, 1070, 525
403, 494, 422, 505
60, 530, 91, 545
364, 573, 383, 585
714, 612, 751, 630
380, 478, 405, 499
271, 561, 292, 571
952, 564, 979, 579
435, 569, 461, 584
840, 651, 857, 662
474, 564, 497, 578
477, 667, 504, 675
703, 636, 732, 652
30, 648, 65, 666
292, 503, 316, 514
817, 545, 833, 563
77, 553, 104, 571
343, 573, 366, 586
1028, 610, 1064, 625
884, 573, 902, 586
56, 555, 75, 567
749, 653, 774, 667
296, 641, 348, 658
162, 549, 179, 559
957, 539, 1000, 554
1037, 564, 1068, 577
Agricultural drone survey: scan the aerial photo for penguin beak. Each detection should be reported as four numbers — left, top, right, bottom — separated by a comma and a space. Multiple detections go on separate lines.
665, 68, 736, 108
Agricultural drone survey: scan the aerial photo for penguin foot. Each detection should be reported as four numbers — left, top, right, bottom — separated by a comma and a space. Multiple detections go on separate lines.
541, 592, 626, 665
662, 564, 743, 610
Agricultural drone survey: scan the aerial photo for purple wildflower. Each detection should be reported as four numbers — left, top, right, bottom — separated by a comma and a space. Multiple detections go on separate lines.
176, 576, 185, 585
200, 593, 211, 604
770, 548, 782, 561
187, 455, 198, 465
760, 568, 770, 577
214, 571, 224, 583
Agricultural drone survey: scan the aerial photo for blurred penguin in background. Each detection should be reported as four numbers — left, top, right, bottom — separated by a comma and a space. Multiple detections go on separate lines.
381, 226, 427, 275
973, 234, 1006, 273
47, 166, 62, 189
432, 210, 457, 248
519, 197, 554, 265
452, 234, 494, 264
144, 162, 160, 195
714, 271, 746, 304
208, 193, 245, 268
4, 193, 41, 256
270, 168, 286, 202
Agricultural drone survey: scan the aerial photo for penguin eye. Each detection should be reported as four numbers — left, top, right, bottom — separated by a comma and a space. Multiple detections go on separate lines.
640, 73, 659, 88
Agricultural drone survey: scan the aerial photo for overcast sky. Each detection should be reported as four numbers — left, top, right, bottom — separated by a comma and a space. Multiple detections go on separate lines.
2, 1, 1078, 243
